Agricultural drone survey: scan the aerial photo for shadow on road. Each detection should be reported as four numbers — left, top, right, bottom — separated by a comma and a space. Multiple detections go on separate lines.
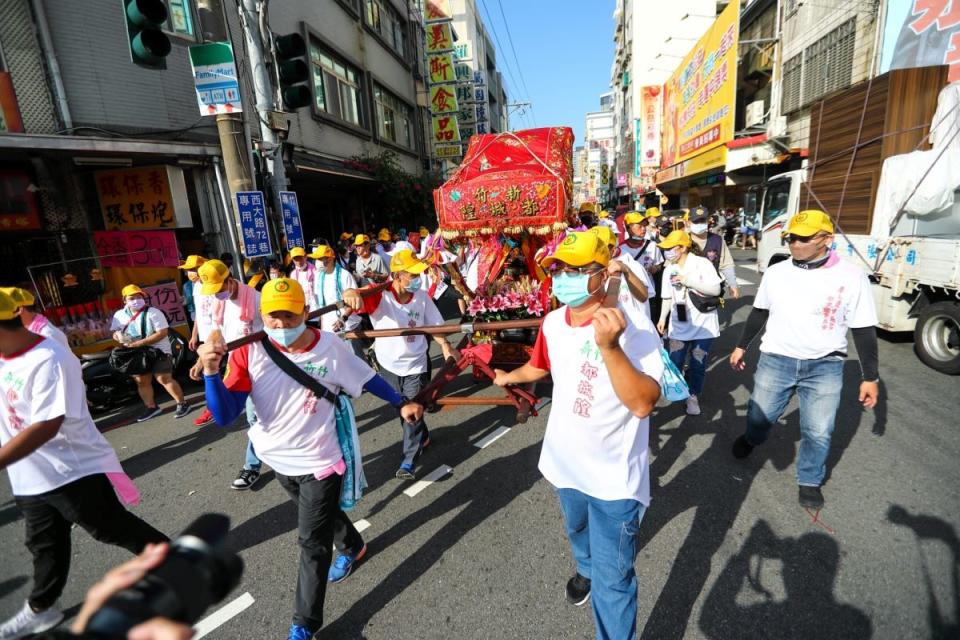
698, 519, 872, 639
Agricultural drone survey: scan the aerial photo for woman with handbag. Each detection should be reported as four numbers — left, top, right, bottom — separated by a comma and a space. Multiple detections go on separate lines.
109, 284, 190, 423
655, 231, 723, 417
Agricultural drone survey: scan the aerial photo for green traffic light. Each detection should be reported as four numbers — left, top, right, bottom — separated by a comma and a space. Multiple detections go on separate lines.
124, 0, 171, 69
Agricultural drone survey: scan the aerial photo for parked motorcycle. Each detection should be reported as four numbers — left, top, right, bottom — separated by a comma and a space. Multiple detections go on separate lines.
83, 330, 193, 413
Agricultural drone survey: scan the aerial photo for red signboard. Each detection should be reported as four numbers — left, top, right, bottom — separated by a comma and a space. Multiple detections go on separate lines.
93, 230, 181, 268
142, 282, 187, 326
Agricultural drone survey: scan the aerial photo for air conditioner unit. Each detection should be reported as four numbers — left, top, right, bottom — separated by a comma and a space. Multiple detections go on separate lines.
744, 100, 766, 128
767, 115, 787, 138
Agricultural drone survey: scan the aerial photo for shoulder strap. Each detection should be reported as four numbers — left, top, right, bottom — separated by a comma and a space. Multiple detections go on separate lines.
121, 309, 144, 335
259, 334, 338, 406
139, 309, 148, 337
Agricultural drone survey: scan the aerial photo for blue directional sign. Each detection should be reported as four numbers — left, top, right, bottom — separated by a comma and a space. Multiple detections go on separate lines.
279, 191, 305, 250
236, 191, 272, 258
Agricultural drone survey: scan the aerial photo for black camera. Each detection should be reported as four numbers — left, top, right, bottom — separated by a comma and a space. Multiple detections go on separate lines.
40, 513, 242, 639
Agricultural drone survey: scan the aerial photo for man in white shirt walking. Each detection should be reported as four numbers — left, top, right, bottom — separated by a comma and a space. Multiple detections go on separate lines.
730, 210, 880, 509
0, 287, 69, 348
492, 232, 663, 640
0, 290, 168, 640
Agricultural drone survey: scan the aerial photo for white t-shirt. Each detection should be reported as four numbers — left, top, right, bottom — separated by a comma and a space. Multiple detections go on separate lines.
194, 289, 217, 342
754, 255, 878, 359
362, 288, 444, 376
292, 264, 318, 311
532, 306, 664, 505
355, 253, 388, 287
111, 306, 172, 355
217, 287, 263, 342
28, 316, 69, 348
660, 254, 722, 341
616, 253, 654, 323
620, 240, 663, 272
223, 329, 375, 476
0, 338, 123, 495
314, 267, 362, 332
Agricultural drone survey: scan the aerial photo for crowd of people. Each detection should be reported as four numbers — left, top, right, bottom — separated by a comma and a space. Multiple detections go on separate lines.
0, 205, 881, 640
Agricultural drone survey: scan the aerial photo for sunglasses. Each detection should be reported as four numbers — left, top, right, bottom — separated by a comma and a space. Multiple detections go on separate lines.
785, 233, 827, 244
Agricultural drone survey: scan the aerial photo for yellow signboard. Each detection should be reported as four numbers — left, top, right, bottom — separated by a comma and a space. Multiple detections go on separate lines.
661, 0, 739, 167
425, 22, 454, 53
424, 0, 451, 22
427, 53, 455, 84
429, 84, 459, 114
96, 165, 191, 230
431, 114, 461, 143
435, 144, 462, 158
655, 146, 727, 185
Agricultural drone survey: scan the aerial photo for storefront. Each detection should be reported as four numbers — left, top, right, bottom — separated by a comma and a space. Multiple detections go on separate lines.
654, 145, 730, 211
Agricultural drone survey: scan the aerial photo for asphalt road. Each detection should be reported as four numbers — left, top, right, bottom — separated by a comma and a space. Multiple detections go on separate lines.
1, 249, 958, 639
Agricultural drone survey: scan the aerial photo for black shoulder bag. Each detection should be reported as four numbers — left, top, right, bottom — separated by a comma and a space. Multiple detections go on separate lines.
109, 311, 161, 375
259, 335, 340, 406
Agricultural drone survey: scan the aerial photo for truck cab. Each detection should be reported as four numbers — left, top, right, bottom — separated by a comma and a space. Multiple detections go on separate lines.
756, 169, 806, 273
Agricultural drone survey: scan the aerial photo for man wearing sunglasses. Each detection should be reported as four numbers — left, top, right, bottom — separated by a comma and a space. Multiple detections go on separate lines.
729, 210, 880, 510
492, 232, 663, 640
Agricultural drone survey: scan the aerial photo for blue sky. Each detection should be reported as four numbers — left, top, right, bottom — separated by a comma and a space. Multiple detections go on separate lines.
475, 0, 616, 145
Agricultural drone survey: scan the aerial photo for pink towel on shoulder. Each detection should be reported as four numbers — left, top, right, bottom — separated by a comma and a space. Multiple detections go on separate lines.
106, 472, 141, 506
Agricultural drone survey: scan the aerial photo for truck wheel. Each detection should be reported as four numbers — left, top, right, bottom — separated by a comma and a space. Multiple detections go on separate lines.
914, 301, 960, 375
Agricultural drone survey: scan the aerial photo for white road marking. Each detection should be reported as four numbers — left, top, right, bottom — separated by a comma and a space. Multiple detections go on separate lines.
404, 465, 454, 497
473, 426, 510, 449
740, 263, 759, 272
354, 519, 371, 533
192, 592, 255, 639
737, 277, 755, 286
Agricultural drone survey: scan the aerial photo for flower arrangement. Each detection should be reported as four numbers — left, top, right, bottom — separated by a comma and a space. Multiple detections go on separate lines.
465, 276, 546, 322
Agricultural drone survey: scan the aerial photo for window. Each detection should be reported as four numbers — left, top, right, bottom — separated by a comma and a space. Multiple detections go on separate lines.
782, 54, 802, 113
802, 18, 856, 106
310, 43, 363, 126
164, 0, 196, 39
374, 85, 413, 148
365, 0, 407, 58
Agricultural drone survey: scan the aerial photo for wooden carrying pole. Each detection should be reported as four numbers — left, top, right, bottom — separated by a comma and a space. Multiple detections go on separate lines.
341, 317, 543, 340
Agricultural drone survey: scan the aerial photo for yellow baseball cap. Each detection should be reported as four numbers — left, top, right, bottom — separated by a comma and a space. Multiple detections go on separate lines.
121, 284, 145, 298
623, 212, 644, 225
260, 277, 306, 315
598, 209, 609, 219
339, 232, 354, 241
540, 232, 610, 269
419, 226, 430, 236
353, 234, 371, 246
389, 248, 429, 274
590, 226, 618, 248
784, 210, 834, 236
578, 202, 597, 214
0, 289, 18, 321
658, 230, 693, 249
0, 287, 35, 308
178, 255, 206, 270
645, 207, 661, 218
290, 247, 307, 258
378, 228, 392, 242
309, 245, 335, 259
198, 259, 231, 295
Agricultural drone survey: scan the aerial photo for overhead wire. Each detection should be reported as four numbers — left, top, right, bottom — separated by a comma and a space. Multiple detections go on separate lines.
476, 0, 532, 130
494, 0, 536, 127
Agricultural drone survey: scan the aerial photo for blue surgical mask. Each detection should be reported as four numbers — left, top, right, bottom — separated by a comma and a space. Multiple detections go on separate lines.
553, 272, 593, 307
690, 223, 708, 234
405, 276, 423, 293
264, 322, 307, 347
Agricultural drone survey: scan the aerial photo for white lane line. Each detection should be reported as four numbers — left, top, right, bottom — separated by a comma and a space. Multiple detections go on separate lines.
740, 263, 759, 272
404, 465, 454, 497
193, 591, 255, 639
473, 426, 510, 449
737, 277, 755, 286
354, 519, 371, 533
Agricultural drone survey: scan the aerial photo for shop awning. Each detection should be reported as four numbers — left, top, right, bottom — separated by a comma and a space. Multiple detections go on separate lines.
0, 132, 221, 157
725, 134, 790, 172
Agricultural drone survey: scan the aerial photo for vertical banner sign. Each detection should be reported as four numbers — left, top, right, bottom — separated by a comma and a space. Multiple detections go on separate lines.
278, 191, 305, 250
880, 0, 960, 82
432, 114, 462, 142
428, 53, 456, 83
189, 42, 242, 115
425, 22, 454, 53
639, 86, 663, 173
236, 191, 272, 258
424, 0, 452, 22
423, 3, 461, 160
661, 0, 739, 168
429, 84, 459, 113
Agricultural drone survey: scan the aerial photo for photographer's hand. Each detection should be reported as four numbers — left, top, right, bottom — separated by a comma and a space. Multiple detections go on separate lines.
72, 543, 194, 639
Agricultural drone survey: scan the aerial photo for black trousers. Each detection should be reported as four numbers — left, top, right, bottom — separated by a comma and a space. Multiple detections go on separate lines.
276, 471, 365, 633
15, 473, 168, 610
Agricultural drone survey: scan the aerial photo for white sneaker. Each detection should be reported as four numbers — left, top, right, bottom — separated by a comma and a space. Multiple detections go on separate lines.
0, 601, 64, 639
685, 395, 701, 416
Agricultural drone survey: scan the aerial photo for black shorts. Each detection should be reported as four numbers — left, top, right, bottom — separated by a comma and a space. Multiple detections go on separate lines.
150, 353, 174, 375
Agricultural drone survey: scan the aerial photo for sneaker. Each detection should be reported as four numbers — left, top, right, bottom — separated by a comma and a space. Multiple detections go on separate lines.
565, 574, 591, 606
732, 435, 755, 459
685, 395, 701, 416
173, 402, 192, 419
231, 468, 261, 491
395, 464, 415, 480
286, 623, 314, 640
0, 601, 64, 639
193, 408, 215, 427
799, 485, 825, 509
328, 544, 367, 583
136, 406, 163, 423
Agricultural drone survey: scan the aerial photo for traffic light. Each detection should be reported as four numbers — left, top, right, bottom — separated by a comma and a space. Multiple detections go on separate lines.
274, 33, 311, 110
123, 0, 172, 69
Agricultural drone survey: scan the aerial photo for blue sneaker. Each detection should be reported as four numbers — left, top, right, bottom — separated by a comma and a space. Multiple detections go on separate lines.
328, 544, 367, 583
287, 623, 314, 640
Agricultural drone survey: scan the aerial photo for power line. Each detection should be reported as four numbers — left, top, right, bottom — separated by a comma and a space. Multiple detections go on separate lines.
493, 0, 537, 127
476, 0, 532, 130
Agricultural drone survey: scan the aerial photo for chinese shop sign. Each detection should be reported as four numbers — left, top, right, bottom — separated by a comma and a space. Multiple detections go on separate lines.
425, 22, 453, 53
96, 166, 192, 230
431, 114, 461, 143
142, 282, 187, 326
429, 84, 459, 114
93, 230, 180, 267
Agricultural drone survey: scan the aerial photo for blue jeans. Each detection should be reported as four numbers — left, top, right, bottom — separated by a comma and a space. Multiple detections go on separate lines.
244, 397, 261, 471
668, 337, 715, 396
745, 352, 844, 486
557, 488, 646, 640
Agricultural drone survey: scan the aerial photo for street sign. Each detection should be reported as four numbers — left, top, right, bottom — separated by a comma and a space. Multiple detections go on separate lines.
189, 42, 242, 115
236, 191, 272, 258
278, 191, 304, 250
435, 144, 462, 158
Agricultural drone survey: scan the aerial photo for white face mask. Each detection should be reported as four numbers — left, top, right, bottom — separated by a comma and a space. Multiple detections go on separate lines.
127, 297, 146, 311
690, 223, 709, 235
